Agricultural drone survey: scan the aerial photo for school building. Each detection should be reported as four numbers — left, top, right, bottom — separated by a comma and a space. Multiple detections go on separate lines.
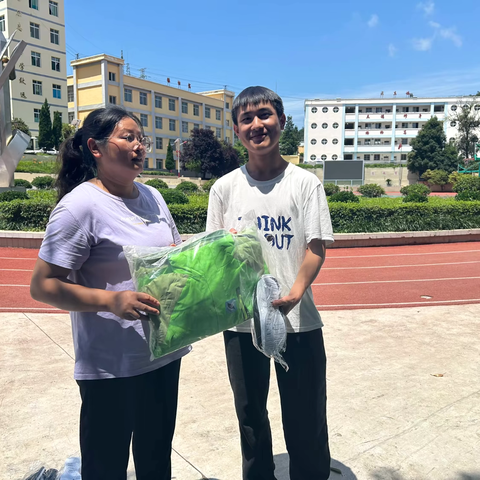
67, 54, 235, 169
304, 95, 478, 164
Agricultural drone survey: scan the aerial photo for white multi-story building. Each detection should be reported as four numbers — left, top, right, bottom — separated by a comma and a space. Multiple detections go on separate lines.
0, 0, 67, 141
304, 96, 477, 164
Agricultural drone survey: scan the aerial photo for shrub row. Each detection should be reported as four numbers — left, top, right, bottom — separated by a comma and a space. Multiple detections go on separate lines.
2, 197, 480, 234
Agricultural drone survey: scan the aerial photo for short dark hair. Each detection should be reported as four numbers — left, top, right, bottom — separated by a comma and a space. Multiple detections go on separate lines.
56, 106, 143, 201
231, 86, 284, 126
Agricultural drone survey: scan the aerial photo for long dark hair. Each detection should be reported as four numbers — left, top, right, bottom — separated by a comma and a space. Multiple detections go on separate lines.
55, 106, 142, 202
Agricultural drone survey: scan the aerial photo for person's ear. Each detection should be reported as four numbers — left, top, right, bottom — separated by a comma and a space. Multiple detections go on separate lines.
233, 124, 239, 136
87, 138, 102, 160
280, 114, 286, 130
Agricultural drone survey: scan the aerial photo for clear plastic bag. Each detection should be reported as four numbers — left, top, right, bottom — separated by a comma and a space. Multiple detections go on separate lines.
251, 274, 289, 371
124, 222, 268, 359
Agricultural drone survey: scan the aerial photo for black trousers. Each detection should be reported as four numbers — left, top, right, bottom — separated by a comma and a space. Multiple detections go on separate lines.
76, 359, 181, 480
224, 329, 330, 480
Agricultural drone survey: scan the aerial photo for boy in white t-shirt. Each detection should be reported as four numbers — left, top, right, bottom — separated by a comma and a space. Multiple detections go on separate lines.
206, 86, 334, 480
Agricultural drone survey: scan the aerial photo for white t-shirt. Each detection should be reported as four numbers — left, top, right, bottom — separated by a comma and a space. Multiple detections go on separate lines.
206, 163, 334, 333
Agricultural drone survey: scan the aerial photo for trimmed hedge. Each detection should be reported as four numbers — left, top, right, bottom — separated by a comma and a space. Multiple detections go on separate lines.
168, 204, 208, 234
14, 179, 32, 189
357, 183, 385, 198
176, 181, 199, 194
157, 189, 188, 205
329, 191, 359, 203
323, 183, 340, 196
0, 191, 29, 202
32, 176, 55, 189
145, 179, 169, 190
0, 199, 54, 231
201, 178, 217, 193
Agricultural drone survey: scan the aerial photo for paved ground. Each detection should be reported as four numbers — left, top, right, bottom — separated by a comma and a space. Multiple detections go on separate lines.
1, 304, 480, 480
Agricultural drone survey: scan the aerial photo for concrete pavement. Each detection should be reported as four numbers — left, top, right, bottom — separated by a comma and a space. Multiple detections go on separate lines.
1, 304, 480, 480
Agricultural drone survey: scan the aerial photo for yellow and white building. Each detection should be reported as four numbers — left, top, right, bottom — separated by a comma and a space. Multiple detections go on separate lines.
0, 0, 67, 140
67, 54, 235, 169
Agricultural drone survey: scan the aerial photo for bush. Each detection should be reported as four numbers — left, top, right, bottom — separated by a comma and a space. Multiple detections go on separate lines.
357, 183, 385, 198
14, 179, 32, 189
145, 179, 169, 190
176, 181, 199, 194
403, 193, 429, 203
169, 204, 208, 234
0, 191, 29, 202
0, 199, 54, 231
455, 191, 480, 201
323, 183, 340, 196
452, 175, 480, 193
158, 189, 189, 205
142, 170, 176, 176
329, 191, 359, 203
421, 169, 449, 190
32, 176, 55, 190
15, 159, 58, 173
202, 178, 217, 193
27, 189, 57, 202
400, 183, 431, 198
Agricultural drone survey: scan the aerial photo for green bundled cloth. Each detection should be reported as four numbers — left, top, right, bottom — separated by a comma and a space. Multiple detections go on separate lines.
124, 229, 267, 358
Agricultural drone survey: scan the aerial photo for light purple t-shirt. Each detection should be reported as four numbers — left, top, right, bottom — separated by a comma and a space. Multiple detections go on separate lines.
39, 181, 190, 380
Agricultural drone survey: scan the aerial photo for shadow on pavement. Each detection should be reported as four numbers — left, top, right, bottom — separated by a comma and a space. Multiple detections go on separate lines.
273, 453, 358, 480
369, 468, 480, 480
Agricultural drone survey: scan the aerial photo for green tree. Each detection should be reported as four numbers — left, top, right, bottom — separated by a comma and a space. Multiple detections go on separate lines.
165, 142, 176, 170
449, 100, 480, 159
61, 123, 75, 142
421, 169, 449, 191
407, 117, 459, 175
38, 99, 54, 150
279, 115, 300, 155
11, 118, 31, 136
52, 111, 62, 149
233, 137, 248, 165
297, 127, 304, 144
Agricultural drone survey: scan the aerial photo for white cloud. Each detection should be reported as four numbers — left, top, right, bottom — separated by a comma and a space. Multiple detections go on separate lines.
367, 14, 379, 28
412, 37, 434, 51
388, 44, 397, 57
417, 0, 434, 15
429, 21, 462, 47
428, 21, 440, 28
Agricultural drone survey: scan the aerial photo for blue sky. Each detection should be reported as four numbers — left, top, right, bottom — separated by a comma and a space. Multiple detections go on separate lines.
64, 0, 480, 126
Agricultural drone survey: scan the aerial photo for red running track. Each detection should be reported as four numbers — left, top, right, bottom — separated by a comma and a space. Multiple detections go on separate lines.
1, 242, 480, 313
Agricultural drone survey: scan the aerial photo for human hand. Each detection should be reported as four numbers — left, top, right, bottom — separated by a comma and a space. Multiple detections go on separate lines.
108, 291, 160, 321
271, 293, 302, 316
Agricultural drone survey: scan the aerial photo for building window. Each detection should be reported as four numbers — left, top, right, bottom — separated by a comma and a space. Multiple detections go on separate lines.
311, 123, 317, 129
474, 105, 480, 111
169, 99, 175, 111
333, 122, 339, 129
67, 85, 74, 102
365, 123, 372, 128
169, 119, 176, 131
412, 123, 419, 128
155, 116, 162, 129
182, 121, 188, 133
52, 84, 61, 99
345, 138, 354, 146
140, 114, 148, 127
68, 112, 74, 124
31, 51, 41, 67
124, 88, 132, 102
366, 108, 372, 113
434, 105, 444, 112
139, 92, 147, 106
332, 138, 339, 144
109, 95, 116, 105
193, 123, 199, 129
50, 29, 59, 44
450, 121, 457, 127
51, 56, 60, 71
364, 139, 371, 145
322, 107, 328, 113
364, 154, 370, 161
310, 155, 316, 161
108, 72, 116, 82
374, 139, 381, 145
402, 107, 409, 113
205, 106, 211, 118
333, 107, 339, 113
321, 155, 327, 160
375, 123, 381, 129
384, 140, 390, 145
311, 107, 317, 113
29, 0, 39, 9
374, 154, 380, 161
401, 123, 408, 128
144, 159, 149, 169
322, 123, 328, 129
401, 138, 408, 145
216, 127, 221, 138
30, 23, 40, 39
376, 107, 382, 113
310, 139, 317, 145
32, 80, 42, 96
155, 95, 162, 108
413, 107, 420, 112
401, 154, 407, 161
225, 136, 230, 143
0, 15, 4, 32
226, 120, 230, 126
156, 137, 163, 150
156, 159, 163, 169
332, 154, 338, 160
345, 154, 353, 160
194, 104, 199, 116
33, 108, 40, 123
345, 106, 355, 114
49, 1, 58, 16
216, 109, 221, 121
182, 101, 188, 114
358, 140, 362, 145
385, 125, 391, 129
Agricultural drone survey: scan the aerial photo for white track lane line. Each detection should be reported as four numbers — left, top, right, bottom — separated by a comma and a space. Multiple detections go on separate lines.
328, 249, 480, 259
312, 276, 480, 286
0, 257, 37, 260
0, 307, 61, 311
0, 284, 30, 287
317, 298, 480, 308
0, 269, 33, 272
322, 260, 480, 270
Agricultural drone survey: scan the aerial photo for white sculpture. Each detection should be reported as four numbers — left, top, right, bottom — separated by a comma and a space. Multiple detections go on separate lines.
0, 30, 29, 188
